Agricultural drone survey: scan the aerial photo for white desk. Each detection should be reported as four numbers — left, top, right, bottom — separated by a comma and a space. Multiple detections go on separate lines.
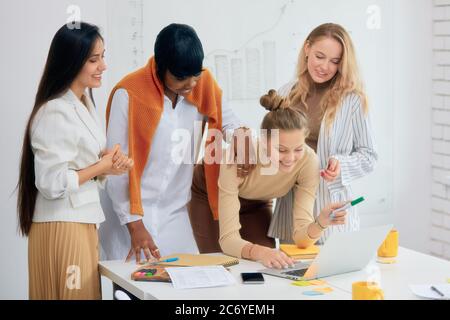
99, 247, 450, 300
325, 247, 450, 299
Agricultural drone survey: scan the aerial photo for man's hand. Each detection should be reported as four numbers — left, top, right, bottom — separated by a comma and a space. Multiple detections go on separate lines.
125, 220, 161, 264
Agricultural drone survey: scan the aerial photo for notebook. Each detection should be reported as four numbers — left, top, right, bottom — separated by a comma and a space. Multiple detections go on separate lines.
157, 253, 239, 267
279, 244, 320, 259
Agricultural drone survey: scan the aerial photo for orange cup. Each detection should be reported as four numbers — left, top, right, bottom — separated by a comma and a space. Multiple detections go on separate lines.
378, 229, 399, 258
352, 281, 384, 300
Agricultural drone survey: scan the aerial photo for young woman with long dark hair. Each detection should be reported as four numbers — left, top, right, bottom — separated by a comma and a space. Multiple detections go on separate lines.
17, 22, 133, 299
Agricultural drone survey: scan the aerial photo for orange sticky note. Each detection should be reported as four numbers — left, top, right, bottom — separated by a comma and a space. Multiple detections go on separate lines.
310, 279, 327, 286
313, 287, 334, 293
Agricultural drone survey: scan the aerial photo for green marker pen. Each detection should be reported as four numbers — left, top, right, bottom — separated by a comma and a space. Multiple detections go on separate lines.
330, 197, 365, 219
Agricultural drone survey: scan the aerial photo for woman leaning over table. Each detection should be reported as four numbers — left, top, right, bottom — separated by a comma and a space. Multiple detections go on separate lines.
17, 22, 133, 300
218, 91, 348, 268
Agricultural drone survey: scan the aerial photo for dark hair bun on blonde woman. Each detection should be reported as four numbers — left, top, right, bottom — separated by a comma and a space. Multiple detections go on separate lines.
260, 89, 288, 111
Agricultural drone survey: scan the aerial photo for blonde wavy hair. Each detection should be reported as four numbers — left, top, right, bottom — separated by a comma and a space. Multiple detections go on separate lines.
289, 23, 368, 129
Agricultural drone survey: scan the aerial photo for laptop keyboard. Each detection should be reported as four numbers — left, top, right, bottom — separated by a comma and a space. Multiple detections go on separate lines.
282, 268, 307, 277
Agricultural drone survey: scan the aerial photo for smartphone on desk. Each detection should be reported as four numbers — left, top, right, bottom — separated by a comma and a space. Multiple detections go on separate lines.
241, 272, 265, 284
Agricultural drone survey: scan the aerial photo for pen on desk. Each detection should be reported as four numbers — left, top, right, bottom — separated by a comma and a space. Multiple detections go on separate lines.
160, 257, 179, 263
431, 286, 445, 297
147, 257, 179, 265
330, 197, 365, 220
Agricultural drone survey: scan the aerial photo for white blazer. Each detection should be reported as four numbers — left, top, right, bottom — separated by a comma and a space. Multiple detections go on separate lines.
30, 89, 106, 224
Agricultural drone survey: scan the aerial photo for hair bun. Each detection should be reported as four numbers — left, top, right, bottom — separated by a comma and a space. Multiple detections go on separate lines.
260, 89, 287, 111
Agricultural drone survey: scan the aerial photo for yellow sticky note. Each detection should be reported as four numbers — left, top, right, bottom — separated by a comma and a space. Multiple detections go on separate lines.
313, 287, 334, 293
292, 280, 311, 287
310, 279, 327, 286
447, 278, 450, 284
377, 257, 397, 264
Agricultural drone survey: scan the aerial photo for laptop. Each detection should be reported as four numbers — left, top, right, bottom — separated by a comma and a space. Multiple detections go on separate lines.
259, 224, 392, 281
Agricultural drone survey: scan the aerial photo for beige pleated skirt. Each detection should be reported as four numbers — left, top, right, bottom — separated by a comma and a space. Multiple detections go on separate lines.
28, 222, 101, 300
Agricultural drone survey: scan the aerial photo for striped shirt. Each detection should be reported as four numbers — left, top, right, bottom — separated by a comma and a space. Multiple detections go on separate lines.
275, 81, 378, 243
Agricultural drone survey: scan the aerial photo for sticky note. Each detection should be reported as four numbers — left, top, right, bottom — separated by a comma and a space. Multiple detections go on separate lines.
292, 280, 311, 287
447, 278, 450, 284
313, 287, 334, 293
303, 290, 324, 296
377, 258, 396, 264
310, 279, 327, 286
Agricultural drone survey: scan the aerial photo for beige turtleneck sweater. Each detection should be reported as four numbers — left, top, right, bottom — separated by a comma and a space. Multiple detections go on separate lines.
218, 145, 320, 258
292, 81, 330, 153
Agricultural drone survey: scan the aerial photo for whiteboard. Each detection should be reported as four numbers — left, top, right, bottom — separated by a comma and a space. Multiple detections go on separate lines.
106, 0, 394, 218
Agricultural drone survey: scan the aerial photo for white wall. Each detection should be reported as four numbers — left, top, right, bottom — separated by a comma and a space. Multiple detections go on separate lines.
390, 0, 432, 254
430, 0, 450, 259
0, 0, 434, 299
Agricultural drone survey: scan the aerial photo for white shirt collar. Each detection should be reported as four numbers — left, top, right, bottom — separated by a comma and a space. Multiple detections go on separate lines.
163, 94, 185, 104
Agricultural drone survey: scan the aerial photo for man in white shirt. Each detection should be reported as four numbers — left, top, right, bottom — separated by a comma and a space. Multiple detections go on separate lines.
99, 24, 243, 266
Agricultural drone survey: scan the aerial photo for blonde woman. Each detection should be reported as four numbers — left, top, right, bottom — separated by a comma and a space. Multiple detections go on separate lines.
271, 23, 377, 244
217, 91, 347, 268
188, 90, 348, 267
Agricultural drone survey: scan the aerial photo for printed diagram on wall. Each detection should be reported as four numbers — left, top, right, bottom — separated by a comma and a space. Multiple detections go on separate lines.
127, 0, 145, 69
203, 3, 290, 101
209, 43, 277, 101
129, 0, 144, 69
107, 0, 145, 73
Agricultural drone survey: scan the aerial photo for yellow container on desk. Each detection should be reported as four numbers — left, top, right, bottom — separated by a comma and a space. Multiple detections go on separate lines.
352, 281, 384, 300
377, 229, 399, 258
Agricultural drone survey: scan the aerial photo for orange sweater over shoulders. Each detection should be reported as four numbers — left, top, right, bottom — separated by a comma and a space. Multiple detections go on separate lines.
106, 57, 223, 219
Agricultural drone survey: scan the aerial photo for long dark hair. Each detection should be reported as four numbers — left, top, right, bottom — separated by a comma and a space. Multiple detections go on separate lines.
17, 22, 103, 236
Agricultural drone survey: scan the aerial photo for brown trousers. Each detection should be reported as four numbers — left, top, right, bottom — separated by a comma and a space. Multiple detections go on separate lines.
188, 163, 275, 253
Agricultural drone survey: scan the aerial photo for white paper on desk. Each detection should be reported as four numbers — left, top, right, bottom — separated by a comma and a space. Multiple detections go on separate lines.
409, 284, 450, 300
165, 266, 236, 289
